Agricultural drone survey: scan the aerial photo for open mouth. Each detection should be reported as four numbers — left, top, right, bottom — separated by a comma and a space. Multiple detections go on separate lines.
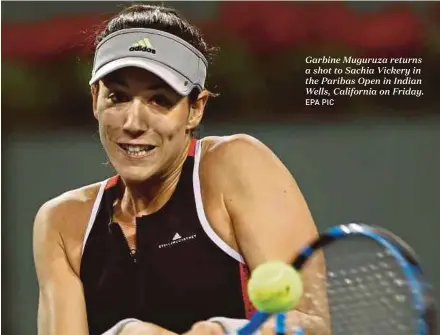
118, 143, 157, 158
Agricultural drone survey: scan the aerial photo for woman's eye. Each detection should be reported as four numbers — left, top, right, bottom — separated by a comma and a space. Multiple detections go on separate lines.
150, 94, 173, 108
107, 91, 129, 104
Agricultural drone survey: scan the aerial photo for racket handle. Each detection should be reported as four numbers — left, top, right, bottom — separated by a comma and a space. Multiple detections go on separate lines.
275, 313, 306, 335
292, 327, 305, 335
275, 313, 286, 335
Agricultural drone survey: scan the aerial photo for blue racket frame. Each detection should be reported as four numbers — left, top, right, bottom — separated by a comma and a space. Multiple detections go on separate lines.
235, 223, 430, 335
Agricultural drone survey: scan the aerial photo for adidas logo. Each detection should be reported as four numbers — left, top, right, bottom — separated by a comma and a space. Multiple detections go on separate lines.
158, 232, 197, 249
129, 38, 156, 54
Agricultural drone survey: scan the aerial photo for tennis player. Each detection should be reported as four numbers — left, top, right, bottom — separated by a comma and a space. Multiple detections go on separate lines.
33, 5, 329, 335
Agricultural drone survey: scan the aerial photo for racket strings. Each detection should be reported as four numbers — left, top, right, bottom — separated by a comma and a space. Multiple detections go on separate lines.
307, 238, 418, 334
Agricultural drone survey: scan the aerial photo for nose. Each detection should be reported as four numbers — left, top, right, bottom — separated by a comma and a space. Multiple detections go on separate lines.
122, 99, 148, 138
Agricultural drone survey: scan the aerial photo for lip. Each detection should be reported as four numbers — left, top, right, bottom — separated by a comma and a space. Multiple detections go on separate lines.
118, 142, 157, 147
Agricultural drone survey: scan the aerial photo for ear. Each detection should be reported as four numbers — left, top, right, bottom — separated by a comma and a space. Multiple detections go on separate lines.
91, 84, 99, 120
187, 90, 209, 131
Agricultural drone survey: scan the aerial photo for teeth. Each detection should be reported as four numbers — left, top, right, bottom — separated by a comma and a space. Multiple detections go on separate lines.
128, 150, 147, 157
120, 144, 155, 156
127, 145, 142, 152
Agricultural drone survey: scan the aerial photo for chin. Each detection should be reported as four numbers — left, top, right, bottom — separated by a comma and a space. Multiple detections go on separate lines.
114, 165, 157, 184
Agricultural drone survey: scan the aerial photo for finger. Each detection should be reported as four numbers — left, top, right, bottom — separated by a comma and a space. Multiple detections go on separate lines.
260, 318, 276, 335
187, 321, 224, 335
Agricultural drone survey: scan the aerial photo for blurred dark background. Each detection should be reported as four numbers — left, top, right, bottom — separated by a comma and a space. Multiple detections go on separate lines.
2, 1, 440, 334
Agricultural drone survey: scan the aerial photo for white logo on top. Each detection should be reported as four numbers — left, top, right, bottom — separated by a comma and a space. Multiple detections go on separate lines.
158, 232, 197, 249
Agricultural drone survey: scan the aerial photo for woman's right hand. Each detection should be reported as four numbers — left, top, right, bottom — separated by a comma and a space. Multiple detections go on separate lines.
120, 321, 178, 335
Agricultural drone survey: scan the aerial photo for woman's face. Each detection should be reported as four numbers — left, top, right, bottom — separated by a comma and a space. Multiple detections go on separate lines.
92, 67, 206, 183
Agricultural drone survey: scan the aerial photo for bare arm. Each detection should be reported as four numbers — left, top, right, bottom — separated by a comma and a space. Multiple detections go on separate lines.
34, 194, 179, 335
33, 200, 89, 335
210, 135, 330, 334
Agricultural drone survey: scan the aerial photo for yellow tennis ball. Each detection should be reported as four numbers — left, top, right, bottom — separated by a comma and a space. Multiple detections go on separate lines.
248, 261, 303, 313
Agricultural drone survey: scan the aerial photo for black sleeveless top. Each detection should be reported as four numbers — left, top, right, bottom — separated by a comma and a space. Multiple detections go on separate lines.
80, 139, 255, 334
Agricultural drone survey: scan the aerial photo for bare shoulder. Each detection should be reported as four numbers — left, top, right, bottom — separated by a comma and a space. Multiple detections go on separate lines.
34, 182, 103, 234
200, 134, 284, 175
34, 181, 105, 274
201, 134, 274, 160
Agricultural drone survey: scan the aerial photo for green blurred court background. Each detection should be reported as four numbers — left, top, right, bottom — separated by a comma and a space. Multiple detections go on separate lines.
2, 2, 440, 334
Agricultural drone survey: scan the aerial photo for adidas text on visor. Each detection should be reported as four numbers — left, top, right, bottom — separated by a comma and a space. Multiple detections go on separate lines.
89, 28, 208, 96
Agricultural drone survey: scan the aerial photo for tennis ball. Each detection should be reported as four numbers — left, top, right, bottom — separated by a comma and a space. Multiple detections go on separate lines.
248, 261, 303, 313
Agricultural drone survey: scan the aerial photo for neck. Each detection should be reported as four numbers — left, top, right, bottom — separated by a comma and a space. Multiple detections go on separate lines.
117, 138, 193, 219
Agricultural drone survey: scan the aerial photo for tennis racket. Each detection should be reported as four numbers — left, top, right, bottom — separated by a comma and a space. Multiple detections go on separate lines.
236, 223, 437, 335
